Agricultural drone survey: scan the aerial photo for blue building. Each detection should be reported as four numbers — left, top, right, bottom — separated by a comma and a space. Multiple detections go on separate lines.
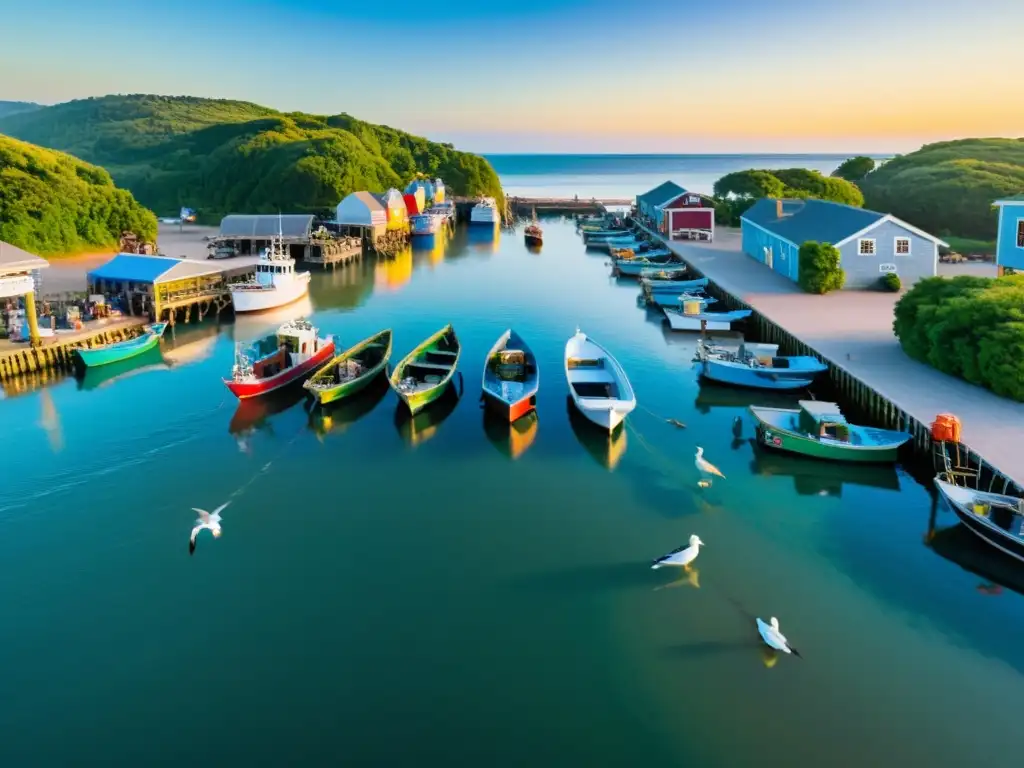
994, 194, 1024, 273
740, 198, 947, 290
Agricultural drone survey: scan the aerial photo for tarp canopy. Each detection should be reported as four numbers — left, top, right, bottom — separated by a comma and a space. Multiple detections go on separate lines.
88, 254, 225, 284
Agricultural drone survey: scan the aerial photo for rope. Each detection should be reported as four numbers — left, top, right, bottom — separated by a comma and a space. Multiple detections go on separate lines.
227, 416, 306, 503
635, 403, 687, 429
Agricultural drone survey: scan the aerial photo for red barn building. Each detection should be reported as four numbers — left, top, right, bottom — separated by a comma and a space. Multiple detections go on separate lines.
637, 181, 715, 241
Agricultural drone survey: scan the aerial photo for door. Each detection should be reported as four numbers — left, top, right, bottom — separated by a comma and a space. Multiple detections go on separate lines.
764, 246, 773, 269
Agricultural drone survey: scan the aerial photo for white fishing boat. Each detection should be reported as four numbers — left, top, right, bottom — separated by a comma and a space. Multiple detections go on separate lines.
229, 219, 311, 313
564, 328, 636, 432
664, 306, 752, 332
470, 197, 501, 226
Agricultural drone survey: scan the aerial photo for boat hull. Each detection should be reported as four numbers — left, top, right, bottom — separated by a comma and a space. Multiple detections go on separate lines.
483, 390, 536, 422
615, 259, 679, 275
664, 308, 746, 331
230, 273, 311, 313
525, 234, 543, 247
701, 360, 816, 390
935, 479, 1024, 563
76, 327, 164, 368
397, 380, 452, 416
312, 366, 383, 405
750, 410, 903, 463
225, 340, 335, 400
572, 400, 629, 432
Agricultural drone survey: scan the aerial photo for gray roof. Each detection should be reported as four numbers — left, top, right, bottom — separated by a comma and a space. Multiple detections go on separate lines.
742, 198, 886, 245
219, 214, 314, 239
0, 240, 49, 272
349, 191, 385, 212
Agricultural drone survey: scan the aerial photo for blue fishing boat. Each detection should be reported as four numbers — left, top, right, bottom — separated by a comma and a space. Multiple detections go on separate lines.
581, 228, 632, 241
411, 213, 441, 238
613, 255, 680, 276
695, 338, 828, 389
642, 276, 709, 294
589, 237, 643, 252
648, 289, 717, 308
75, 322, 168, 369
611, 247, 672, 260
665, 307, 751, 332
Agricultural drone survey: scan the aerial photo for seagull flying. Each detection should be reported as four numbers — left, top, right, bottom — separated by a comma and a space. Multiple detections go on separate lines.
651, 534, 705, 570
756, 616, 801, 658
190, 501, 229, 555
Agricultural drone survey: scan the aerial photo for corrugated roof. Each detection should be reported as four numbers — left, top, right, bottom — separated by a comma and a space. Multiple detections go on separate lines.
994, 194, 1024, 205
218, 214, 314, 239
637, 181, 688, 209
741, 198, 886, 245
88, 254, 227, 284
0, 240, 48, 272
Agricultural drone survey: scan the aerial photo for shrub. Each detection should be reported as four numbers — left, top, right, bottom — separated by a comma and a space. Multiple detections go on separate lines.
893, 274, 1024, 401
881, 272, 901, 292
797, 241, 845, 294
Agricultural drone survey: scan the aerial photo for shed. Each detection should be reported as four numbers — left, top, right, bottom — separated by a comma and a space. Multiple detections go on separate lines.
434, 179, 446, 203
636, 181, 685, 231
213, 214, 315, 259
656, 188, 715, 241
403, 193, 421, 216
741, 198, 948, 290
0, 240, 50, 343
993, 194, 1024, 274
382, 188, 409, 231
336, 191, 388, 241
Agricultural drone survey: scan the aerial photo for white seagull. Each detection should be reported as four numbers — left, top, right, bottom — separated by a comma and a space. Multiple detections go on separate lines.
756, 616, 801, 658
651, 534, 705, 570
190, 501, 229, 555
695, 446, 725, 487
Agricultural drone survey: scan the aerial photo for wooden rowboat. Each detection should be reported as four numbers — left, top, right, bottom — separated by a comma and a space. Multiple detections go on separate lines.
75, 322, 167, 368
389, 324, 461, 415
481, 328, 539, 422
304, 328, 393, 406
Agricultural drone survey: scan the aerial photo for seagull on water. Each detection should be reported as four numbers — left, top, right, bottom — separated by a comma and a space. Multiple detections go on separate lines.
756, 616, 801, 658
695, 446, 725, 487
651, 534, 705, 570
190, 501, 229, 555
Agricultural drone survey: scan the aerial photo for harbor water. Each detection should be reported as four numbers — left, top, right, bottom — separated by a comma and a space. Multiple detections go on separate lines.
1, 219, 1022, 767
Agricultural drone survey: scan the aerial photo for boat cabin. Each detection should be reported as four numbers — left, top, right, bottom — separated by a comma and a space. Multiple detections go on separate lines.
798, 400, 850, 441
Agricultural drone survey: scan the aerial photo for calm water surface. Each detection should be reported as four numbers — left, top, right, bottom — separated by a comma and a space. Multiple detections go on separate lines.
2, 220, 1022, 766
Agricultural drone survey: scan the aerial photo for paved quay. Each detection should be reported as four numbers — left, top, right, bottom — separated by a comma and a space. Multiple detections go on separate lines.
650, 227, 1024, 489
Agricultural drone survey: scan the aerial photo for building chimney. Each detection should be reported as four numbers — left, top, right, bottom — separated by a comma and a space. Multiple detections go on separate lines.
776, 199, 784, 218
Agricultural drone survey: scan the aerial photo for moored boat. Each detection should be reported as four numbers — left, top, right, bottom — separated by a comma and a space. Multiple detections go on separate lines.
933, 475, 1024, 565
749, 400, 911, 462
581, 228, 631, 242
524, 211, 543, 247
389, 324, 461, 415
611, 247, 671, 260
75, 322, 168, 368
482, 329, 539, 422
696, 338, 828, 390
411, 213, 442, 237
229, 223, 311, 313
304, 328, 393, 406
588, 237, 643, 252
470, 197, 500, 226
614, 255, 681, 276
642, 276, 709, 295
664, 307, 751, 332
649, 290, 717, 309
224, 319, 335, 400
564, 328, 636, 432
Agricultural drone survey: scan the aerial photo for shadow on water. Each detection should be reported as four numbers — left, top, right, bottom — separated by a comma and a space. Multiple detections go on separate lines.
693, 380, 803, 416
566, 395, 627, 471
77, 347, 170, 391
483, 409, 539, 461
307, 375, 390, 439
394, 383, 460, 448
228, 384, 307, 437
308, 258, 376, 311
161, 321, 220, 367
749, 439, 902, 497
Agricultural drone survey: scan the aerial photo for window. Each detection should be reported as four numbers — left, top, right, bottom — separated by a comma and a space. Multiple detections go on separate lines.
858, 239, 876, 256
895, 237, 911, 256
1017, 219, 1024, 248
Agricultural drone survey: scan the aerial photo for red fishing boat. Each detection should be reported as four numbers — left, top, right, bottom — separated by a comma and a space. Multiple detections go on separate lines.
224, 319, 335, 400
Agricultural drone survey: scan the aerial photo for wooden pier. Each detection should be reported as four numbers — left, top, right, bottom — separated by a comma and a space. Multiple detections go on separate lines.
304, 236, 363, 269
0, 319, 148, 383
452, 196, 633, 221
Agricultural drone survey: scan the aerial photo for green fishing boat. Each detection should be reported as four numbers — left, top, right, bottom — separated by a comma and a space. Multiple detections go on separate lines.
749, 400, 911, 463
303, 329, 392, 406
389, 324, 461, 415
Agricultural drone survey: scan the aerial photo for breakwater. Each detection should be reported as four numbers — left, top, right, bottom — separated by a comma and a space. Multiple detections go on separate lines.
0, 321, 148, 382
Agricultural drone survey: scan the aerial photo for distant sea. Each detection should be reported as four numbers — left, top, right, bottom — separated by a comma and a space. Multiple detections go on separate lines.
486, 154, 893, 200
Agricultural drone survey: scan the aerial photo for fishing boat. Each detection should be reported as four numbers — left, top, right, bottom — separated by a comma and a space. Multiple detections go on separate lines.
304, 329, 393, 406
639, 266, 688, 280
582, 229, 631, 242
588, 237, 643, 253
748, 400, 911, 462
696, 338, 828, 389
934, 475, 1024, 564
614, 255, 681, 276
642, 276, 709, 295
229, 220, 311, 313
524, 211, 543, 247
75, 322, 168, 368
389, 324, 461, 415
223, 319, 335, 400
470, 197, 500, 226
481, 328, 539, 422
612, 247, 671, 260
564, 328, 636, 432
664, 307, 750, 332
648, 290, 717, 309
411, 213, 442, 238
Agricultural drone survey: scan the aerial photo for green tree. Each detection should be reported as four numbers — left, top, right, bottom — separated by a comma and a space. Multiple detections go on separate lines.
710, 168, 864, 225
797, 241, 845, 294
713, 170, 786, 200
832, 156, 876, 182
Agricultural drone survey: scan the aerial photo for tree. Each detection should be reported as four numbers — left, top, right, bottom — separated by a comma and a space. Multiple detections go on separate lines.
713, 170, 786, 200
797, 241, 845, 294
710, 168, 865, 225
832, 156, 876, 182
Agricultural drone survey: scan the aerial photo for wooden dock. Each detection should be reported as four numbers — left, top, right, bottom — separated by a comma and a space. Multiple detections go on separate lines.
304, 236, 363, 269
0, 319, 148, 383
452, 196, 633, 221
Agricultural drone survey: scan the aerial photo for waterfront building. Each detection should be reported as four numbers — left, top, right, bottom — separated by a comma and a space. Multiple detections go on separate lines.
213, 214, 315, 259
635, 181, 715, 241
740, 198, 947, 290
0, 240, 49, 344
382, 188, 410, 231
993, 194, 1024, 275
336, 191, 388, 242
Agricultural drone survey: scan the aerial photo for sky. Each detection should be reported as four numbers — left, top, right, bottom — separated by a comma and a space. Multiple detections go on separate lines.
1, 0, 1021, 153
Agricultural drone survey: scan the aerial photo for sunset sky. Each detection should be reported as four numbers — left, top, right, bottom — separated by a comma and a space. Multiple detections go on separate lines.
2, 0, 1021, 153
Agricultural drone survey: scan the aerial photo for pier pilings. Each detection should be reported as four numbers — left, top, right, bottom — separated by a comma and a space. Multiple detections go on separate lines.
0, 322, 148, 383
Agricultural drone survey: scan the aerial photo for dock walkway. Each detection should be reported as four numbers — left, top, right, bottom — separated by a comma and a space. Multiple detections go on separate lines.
643, 225, 1024, 489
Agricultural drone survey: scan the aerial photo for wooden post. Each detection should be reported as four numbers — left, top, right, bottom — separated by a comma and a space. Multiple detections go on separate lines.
24, 290, 41, 347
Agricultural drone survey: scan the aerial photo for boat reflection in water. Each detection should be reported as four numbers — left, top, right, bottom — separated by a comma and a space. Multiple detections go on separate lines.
161, 323, 220, 367
483, 409, 538, 460
566, 395, 627, 471
228, 385, 307, 451
77, 346, 170, 391
307, 375, 389, 441
411, 226, 450, 268
749, 441, 901, 497
39, 389, 64, 454
394, 382, 460, 448
694, 380, 801, 416
468, 223, 500, 254
374, 247, 414, 292
230, 293, 314, 344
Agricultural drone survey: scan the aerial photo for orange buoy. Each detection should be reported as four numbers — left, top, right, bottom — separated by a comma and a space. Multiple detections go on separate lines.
931, 413, 962, 443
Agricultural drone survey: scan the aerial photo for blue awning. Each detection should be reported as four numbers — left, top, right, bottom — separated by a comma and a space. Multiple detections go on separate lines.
87, 254, 180, 283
